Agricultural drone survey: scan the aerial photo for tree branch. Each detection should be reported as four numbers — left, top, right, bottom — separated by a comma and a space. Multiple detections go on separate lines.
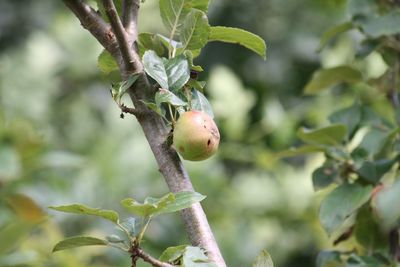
101, 0, 141, 73
122, 0, 140, 43
62, 0, 119, 56
64, 1, 227, 266
135, 247, 175, 267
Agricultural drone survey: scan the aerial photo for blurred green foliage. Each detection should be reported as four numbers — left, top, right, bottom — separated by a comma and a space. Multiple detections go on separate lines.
2, 0, 394, 266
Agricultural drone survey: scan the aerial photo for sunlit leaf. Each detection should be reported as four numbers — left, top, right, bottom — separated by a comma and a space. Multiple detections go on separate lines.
191, 89, 214, 118
182, 246, 217, 267
159, 245, 187, 262
159, 0, 209, 35
297, 124, 347, 146
155, 89, 187, 108
304, 66, 363, 95
121, 191, 205, 217
98, 49, 118, 74
143, 50, 169, 89
319, 183, 372, 234
49, 204, 119, 224
180, 9, 210, 51
53, 236, 107, 252
143, 51, 190, 91
252, 250, 274, 267
208, 26, 266, 59
138, 32, 166, 57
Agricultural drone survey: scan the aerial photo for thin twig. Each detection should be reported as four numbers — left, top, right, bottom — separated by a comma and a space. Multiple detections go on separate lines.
120, 103, 142, 117
101, 0, 141, 73
136, 247, 176, 267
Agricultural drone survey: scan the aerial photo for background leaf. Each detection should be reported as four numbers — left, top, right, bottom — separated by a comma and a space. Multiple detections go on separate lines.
49, 204, 119, 223
317, 22, 353, 52
319, 183, 372, 234
304, 66, 363, 95
252, 250, 274, 267
52, 236, 107, 252
297, 124, 347, 146
208, 26, 266, 59
374, 180, 400, 229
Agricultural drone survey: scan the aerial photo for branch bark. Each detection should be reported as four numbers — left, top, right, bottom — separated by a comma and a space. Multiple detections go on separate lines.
62, 1, 227, 266
135, 247, 175, 267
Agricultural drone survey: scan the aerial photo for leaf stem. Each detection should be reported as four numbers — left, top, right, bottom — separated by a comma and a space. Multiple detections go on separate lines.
136, 217, 151, 244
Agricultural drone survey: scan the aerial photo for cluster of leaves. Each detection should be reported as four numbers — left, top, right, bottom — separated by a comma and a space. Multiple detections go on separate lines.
49, 191, 220, 266
98, 0, 266, 125
282, 0, 400, 266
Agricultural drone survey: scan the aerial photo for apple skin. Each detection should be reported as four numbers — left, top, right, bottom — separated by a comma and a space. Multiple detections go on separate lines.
173, 111, 220, 161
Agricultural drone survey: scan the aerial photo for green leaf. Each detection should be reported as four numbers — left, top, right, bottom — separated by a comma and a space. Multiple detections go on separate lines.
156, 191, 206, 215
121, 193, 175, 217
164, 54, 190, 91
98, 49, 118, 74
49, 204, 119, 224
111, 74, 140, 103
348, 0, 377, 17
252, 250, 274, 267
208, 26, 267, 59
317, 22, 353, 52
138, 33, 166, 57
319, 183, 372, 234
354, 206, 386, 250
121, 191, 205, 217
155, 89, 187, 108
297, 124, 347, 146
182, 246, 217, 267
276, 145, 326, 158
143, 51, 190, 91
119, 217, 140, 236
190, 89, 214, 118
143, 50, 169, 89
105, 234, 125, 243
354, 10, 400, 38
357, 157, 398, 184
312, 163, 338, 191
316, 251, 343, 267
329, 103, 362, 140
357, 127, 389, 156
303, 66, 363, 95
159, 245, 187, 262
140, 100, 166, 117
0, 220, 37, 255
0, 145, 21, 180
374, 180, 400, 229
159, 0, 209, 35
52, 236, 107, 252
180, 9, 210, 51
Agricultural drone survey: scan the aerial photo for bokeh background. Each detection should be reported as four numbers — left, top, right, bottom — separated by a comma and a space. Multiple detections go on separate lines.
0, 0, 372, 266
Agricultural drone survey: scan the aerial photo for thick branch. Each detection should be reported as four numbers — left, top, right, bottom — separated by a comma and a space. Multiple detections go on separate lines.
62, 0, 119, 56
136, 248, 175, 267
122, 0, 140, 43
101, 0, 141, 73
